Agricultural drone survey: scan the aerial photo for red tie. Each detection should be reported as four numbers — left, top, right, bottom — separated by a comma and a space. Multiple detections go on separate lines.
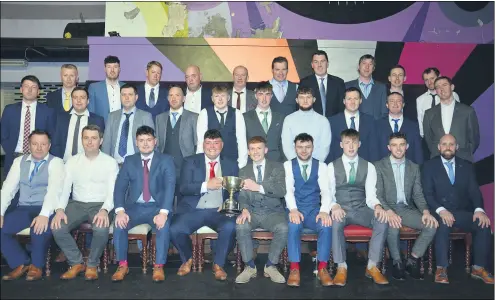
23, 106, 31, 153
143, 159, 151, 202
209, 161, 217, 179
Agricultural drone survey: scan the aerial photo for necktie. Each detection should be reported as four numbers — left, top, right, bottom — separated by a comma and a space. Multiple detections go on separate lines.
209, 161, 217, 179
256, 165, 263, 184
118, 112, 133, 157
445, 161, 455, 185
392, 118, 400, 133
350, 116, 356, 130
235, 91, 243, 110
430, 93, 436, 108
261, 111, 269, 133
149, 88, 156, 108
142, 159, 151, 202
395, 163, 405, 204
217, 111, 226, 129
23, 106, 31, 154
349, 162, 356, 184
171, 112, 178, 128
302, 164, 309, 182
63, 92, 71, 112
319, 78, 326, 116
71, 114, 83, 156
277, 83, 285, 103
30, 160, 46, 182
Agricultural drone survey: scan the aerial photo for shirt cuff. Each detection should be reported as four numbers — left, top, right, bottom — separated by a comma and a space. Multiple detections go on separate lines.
159, 209, 169, 215
115, 207, 125, 214
367, 199, 381, 210
319, 206, 330, 214
259, 185, 265, 195
201, 182, 208, 194
435, 207, 446, 215
39, 208, 52, 218
474, 208, 485, 214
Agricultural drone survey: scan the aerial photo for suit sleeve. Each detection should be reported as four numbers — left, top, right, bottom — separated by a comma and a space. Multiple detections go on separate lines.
336, 78, 346, 115
411, 122, 424, 165
96, 115, 106, 133
113, 158, 130, 210
261, 163, 286, 199
467, 163, 484, 209
160, 156, 176, 212
374, 162, 390, 211
191, 113, 199, 147
468, 108, 480, 154
101, 115, 112, 155
0, 106, 9, 146
155, 115, 165, 152
411, 164, 429, 212
380, 85, 388, 119
179, 158, 203, 196
421, 162, 442, 212
422, 110, 435, 156
87, 83, 96, 114
45, 107, 57, 138
144, 113, 155, 130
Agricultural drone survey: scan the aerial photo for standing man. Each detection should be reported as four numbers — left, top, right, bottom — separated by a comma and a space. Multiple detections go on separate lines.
88, 55, 125, 122
51, 124, 118, 281
1, 130, 65, 281
423, 76, 479, 162
229, 65, 257, 113
387, 65, 416, 121
46, 64, 79, 114
111, 126, 176, 282
235, 136, 287, 284
269, 56, 298, 116
136, 61, 170, 120
183, 65, 213, 114
299, 50, 346, 118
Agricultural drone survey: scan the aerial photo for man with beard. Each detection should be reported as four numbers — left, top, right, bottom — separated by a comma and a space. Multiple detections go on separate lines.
422, 134, 493, 285
136, 61, 170, 120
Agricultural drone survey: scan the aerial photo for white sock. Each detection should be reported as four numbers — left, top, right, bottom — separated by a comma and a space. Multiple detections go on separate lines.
338, 262, 347, 269
367, 260, 376, 270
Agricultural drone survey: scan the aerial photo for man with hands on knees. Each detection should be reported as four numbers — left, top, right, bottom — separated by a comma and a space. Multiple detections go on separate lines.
111, 125, 176, 282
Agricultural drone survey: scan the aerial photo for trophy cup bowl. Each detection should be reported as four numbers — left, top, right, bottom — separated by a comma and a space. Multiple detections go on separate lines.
219, 176, 243, 217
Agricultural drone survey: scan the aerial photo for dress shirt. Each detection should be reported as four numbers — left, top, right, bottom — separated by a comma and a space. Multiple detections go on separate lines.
389, 88, 404, 96
63, 109, 90, 162
184, 86, 203, 114
106, 79, 122, 113
255, 107, 272, 129
113, 106, 137, 164
281, 109, 331, 162
344, 110, 360, 130
440, 99, 455, 134
196, 107, 248, 168
283, 158, 332, 213
390, 156, 407, 205
1, 154, 65, 217
58, 151, 118, 213
315, 74, 328, 95
436, 156, 485, 215
388, 114, 403, 132
252, 159, 266, 195
358, 77, 375, 99
60, 88, 73, 109
200, 155, 222, 194
416, 91, 460, 137
270, 78, 288, 102
170, 106, 184, 119
145, 82, 160, 107
15, 101, 37, 153
327, 155, 381, 210
231, 87, 247, 113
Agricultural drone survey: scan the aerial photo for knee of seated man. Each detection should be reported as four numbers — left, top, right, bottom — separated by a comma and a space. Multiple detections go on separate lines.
288, 221, 303, 231
221, 219, 236, 233
272, 222, 289, 235
92, 225, 111, 235
235, 222, 252, 234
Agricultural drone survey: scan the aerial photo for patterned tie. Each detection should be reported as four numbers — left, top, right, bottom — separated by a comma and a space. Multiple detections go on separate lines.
430, 93, 436, 108
445, 161, 455, 185
217, 111, 226, 129
142, 159, 151, 202
171, 112, 178, 128
63, 92, 71, 112
149, 88, 156, 108
319, 78, 326, 116
261, 111, 269, 133
118, 112, 133, 157
71, 114, 83, 156
209, 161, 217, 179
302, 164, 309, 182
350, 116, 356, 130
235, 91, 243, 110
23, 106, 31, 154
30, 160, 46, 182
256, 165, 263, 184
392, 119, 400, 133
349, 162, 356, 184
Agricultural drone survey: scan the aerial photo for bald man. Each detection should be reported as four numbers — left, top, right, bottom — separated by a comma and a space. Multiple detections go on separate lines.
229, 66, 257, 113
183, 65, 213, 114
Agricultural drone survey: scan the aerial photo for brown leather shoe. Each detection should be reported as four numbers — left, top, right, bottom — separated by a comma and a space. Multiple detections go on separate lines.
2, 265, 29, 281
471, 267, 494, 284
25, 265, 42, 281
213, 264, 227, 281
85, 267, 98, 281
365, 266, 389, 285
55, 252, 67, 263
61, 263, 86, 280
434, 267, 449, 284
152, 267, 165, 282
287, 269, 300, 287
177, 258, 193, 276
111, 266, 129, 282
333, 267, 347, 286
318, 268, 333, 286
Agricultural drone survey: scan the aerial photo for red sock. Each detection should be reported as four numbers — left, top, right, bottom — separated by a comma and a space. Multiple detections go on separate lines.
290, 262, 300, 270
154, 264, 163, 268
119, 260, 128, 267
318, 261, 328, 271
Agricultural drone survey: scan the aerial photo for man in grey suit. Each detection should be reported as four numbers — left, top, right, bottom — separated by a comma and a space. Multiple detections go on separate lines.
235, 136, 288, 284
375, 132, 438, 281
102, 84, 155, 165
423, 76, 480, 162
244, 81, 286, 163
229, 65, 257, 113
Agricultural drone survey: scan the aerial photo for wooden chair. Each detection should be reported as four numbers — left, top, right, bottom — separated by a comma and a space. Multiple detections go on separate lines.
149, 233, 196, 269
70, 222, 110, 273
108, 223, 152, 274
195, 226, 221, 273
16, 227, 52, 277
446, 229, 472, 274
279, 228, 324, 276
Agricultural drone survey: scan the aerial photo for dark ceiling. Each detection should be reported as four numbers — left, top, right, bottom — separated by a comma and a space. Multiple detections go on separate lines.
1, 38, 89, 62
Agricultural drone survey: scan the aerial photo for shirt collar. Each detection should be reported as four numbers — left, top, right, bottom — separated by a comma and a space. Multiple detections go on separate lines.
22, 100, 38, 108
315, 74, 328, 81
105, 78, 120, 87
297, 157, 312, 168
254, 158, 266, 168
359, 77, 374, 85
187, 85, 202, 95
141, 151, 154, 162
389, 155, 405, 165
440, 156, 455, 165
27, 153, 50, 162
256, 106, 271, 114
440, 98, 456, 108
344, 110, 359, 119
71, 109, 90, 116
233, 87, 246, 94
205, 155, 221, 165
390, 88, 404, 95
122, 106, 137, 115
389, 114, 402, 122
342, 154, 359, 165
270, 78, 287, 87
145, 82, 159, 90
170, 106, 184, 115
215, 106, 228, 113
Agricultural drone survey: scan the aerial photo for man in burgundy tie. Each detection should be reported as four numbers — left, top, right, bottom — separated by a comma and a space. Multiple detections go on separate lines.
111, 125, 176, 282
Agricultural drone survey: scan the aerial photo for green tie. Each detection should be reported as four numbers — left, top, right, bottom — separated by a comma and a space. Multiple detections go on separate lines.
349, 162, 356, 184
302, 164, 309, 181
261, 111, 269, 133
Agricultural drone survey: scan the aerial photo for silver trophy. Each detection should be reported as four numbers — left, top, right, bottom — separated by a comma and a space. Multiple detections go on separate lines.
219, 176, 243, 217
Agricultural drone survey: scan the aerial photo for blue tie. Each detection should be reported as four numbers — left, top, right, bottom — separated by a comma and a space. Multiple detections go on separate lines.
350, 116, 356, 130
445, 161, 455, 185
392, 119, 400, 133
171, 112, 178, 128
118, 112, 133, 157
30, 160, 46, 182
319, 78, 326, 116
149, 88, 156, 108
256, 165, 263, 184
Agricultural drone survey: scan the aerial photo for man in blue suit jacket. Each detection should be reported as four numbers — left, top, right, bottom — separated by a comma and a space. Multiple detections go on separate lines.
422, 134, 493, 285
111, 125, 176, 283
46, 64, 79, 114
376, 92, 423, 164
87, 55, 125, 122
170, 129, 239, 281
135, 61, 170, 120
1, 75, 55, 176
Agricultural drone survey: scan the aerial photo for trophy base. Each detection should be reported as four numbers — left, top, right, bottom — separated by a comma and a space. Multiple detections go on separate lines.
219, 208, 241, 218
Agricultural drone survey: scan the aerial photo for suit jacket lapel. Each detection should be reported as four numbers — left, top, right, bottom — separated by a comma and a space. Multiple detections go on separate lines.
135, 154, 144, 192
432, 106, 445, 136
267, 112, 282, 135
248, 110, 265, 134
101, 82, 110, 114
178, 110, 185, 145
35, 105, 43, 129
384, 160, 398, 197
449, 103, 461, 136
404, 160, 413, 200
245, 163, 256, 181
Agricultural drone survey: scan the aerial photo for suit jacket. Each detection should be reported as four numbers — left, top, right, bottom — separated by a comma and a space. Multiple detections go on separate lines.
177, 154, 239, 214
421, 156, 484, 213
0, 102, 55, 175
243, 109, 286, 162
327, 112, 378, 163
87, 80, 126, 123
375, 156, 429, 212
238, 160, 287, 214
50, 111, 105, 159
113, 151, 176, 212
46, 88, 70, 115
101, 108, 154, 157
345, 79, 388, 120
423, 102, 480, 162
228, 89, 257, 112
376, 116, 423, 165
155, 109, 198, 157
136, 84, 170, 120
299, 74, 345, 117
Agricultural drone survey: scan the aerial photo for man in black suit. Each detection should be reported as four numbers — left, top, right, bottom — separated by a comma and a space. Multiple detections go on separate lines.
46, 64, 79, 114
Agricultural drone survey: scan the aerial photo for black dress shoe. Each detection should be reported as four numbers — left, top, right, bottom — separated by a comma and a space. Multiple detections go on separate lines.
406, 257, 424, 280
392, 261, 406, 280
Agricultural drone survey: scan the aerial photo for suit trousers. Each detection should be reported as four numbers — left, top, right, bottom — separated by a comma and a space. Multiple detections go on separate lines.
52, 201, 112, 267
236, 210, 288, 264
0, 206, 54, 269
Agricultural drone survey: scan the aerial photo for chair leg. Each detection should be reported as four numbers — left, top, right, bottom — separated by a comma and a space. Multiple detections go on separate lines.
192, 235, 197, 272
236, 243, 242, 274
198, 237, 204, 273
328, 250, 334, 275
381, 247, 387, 274
282, 247, 288, 273
407, 240, 412, 259
152, 235, 156, 266
141, 238, 148, 274
448, 240, 453, 265
45, 246, 51, 277
103, 245, 108, 274
428, 245, 433, 275
465, 235, 472, 273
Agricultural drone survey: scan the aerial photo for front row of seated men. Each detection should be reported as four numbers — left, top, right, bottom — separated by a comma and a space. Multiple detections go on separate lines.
0, 125, 493, 286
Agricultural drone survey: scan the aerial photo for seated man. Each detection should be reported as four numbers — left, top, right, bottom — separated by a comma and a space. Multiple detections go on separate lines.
422, 134, 493, 285
285, 133, 333, 287
375, 132, 438, 280
170, 129, 239, 281
1, 130, 65, 281
111, 126, 176, 282
235, 136, 287, 284
329, 129, 389, 286
51, 124, 119, 281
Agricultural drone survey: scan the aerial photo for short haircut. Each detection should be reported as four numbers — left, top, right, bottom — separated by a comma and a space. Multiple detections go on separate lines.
212, 84, 229, 95
29, 129, 51, 143
390, 64, 406, 76
294, 133, 313, 145
389, 132, 407, 143
434, 76, 453, 86
358, 54, 375, 66
296, 86, 314, 97
248, 136, 267, 145
146, 60, 163, 71
312, 50, 328, 62
61, 64, 78, 71
136, 125, 155, 138
233, 65, 248, 76
82, 124, 103, 139
104, 55, 120, 65
340, 128, 360, 141
344, 87, 362, 99
254, 81, 273, 93
21, 75, 41, 89
271, 56, 288, 69
387, 92, 404, 101
422, 67, 440, 77
168, 84, 185, 95
71, 86, 89, 99
204, 129, 222, 140
120, 83, 138, 94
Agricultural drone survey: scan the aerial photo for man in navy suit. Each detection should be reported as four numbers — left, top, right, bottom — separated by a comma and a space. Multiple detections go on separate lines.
387, 65, 417, 122
1, 75, 55, 176
422, 134, 493, 285
136, 61, 170, 120
111, 125, 176, 282
170, 129, 239, 281
183, 65, 213, 114
46, 64, 79, 114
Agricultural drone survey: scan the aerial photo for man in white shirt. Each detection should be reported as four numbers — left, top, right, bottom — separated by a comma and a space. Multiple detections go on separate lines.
229, 65, 257, 113
136, 61, 170, 119
183, 65, 213, 114
51, 124, 118, 281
